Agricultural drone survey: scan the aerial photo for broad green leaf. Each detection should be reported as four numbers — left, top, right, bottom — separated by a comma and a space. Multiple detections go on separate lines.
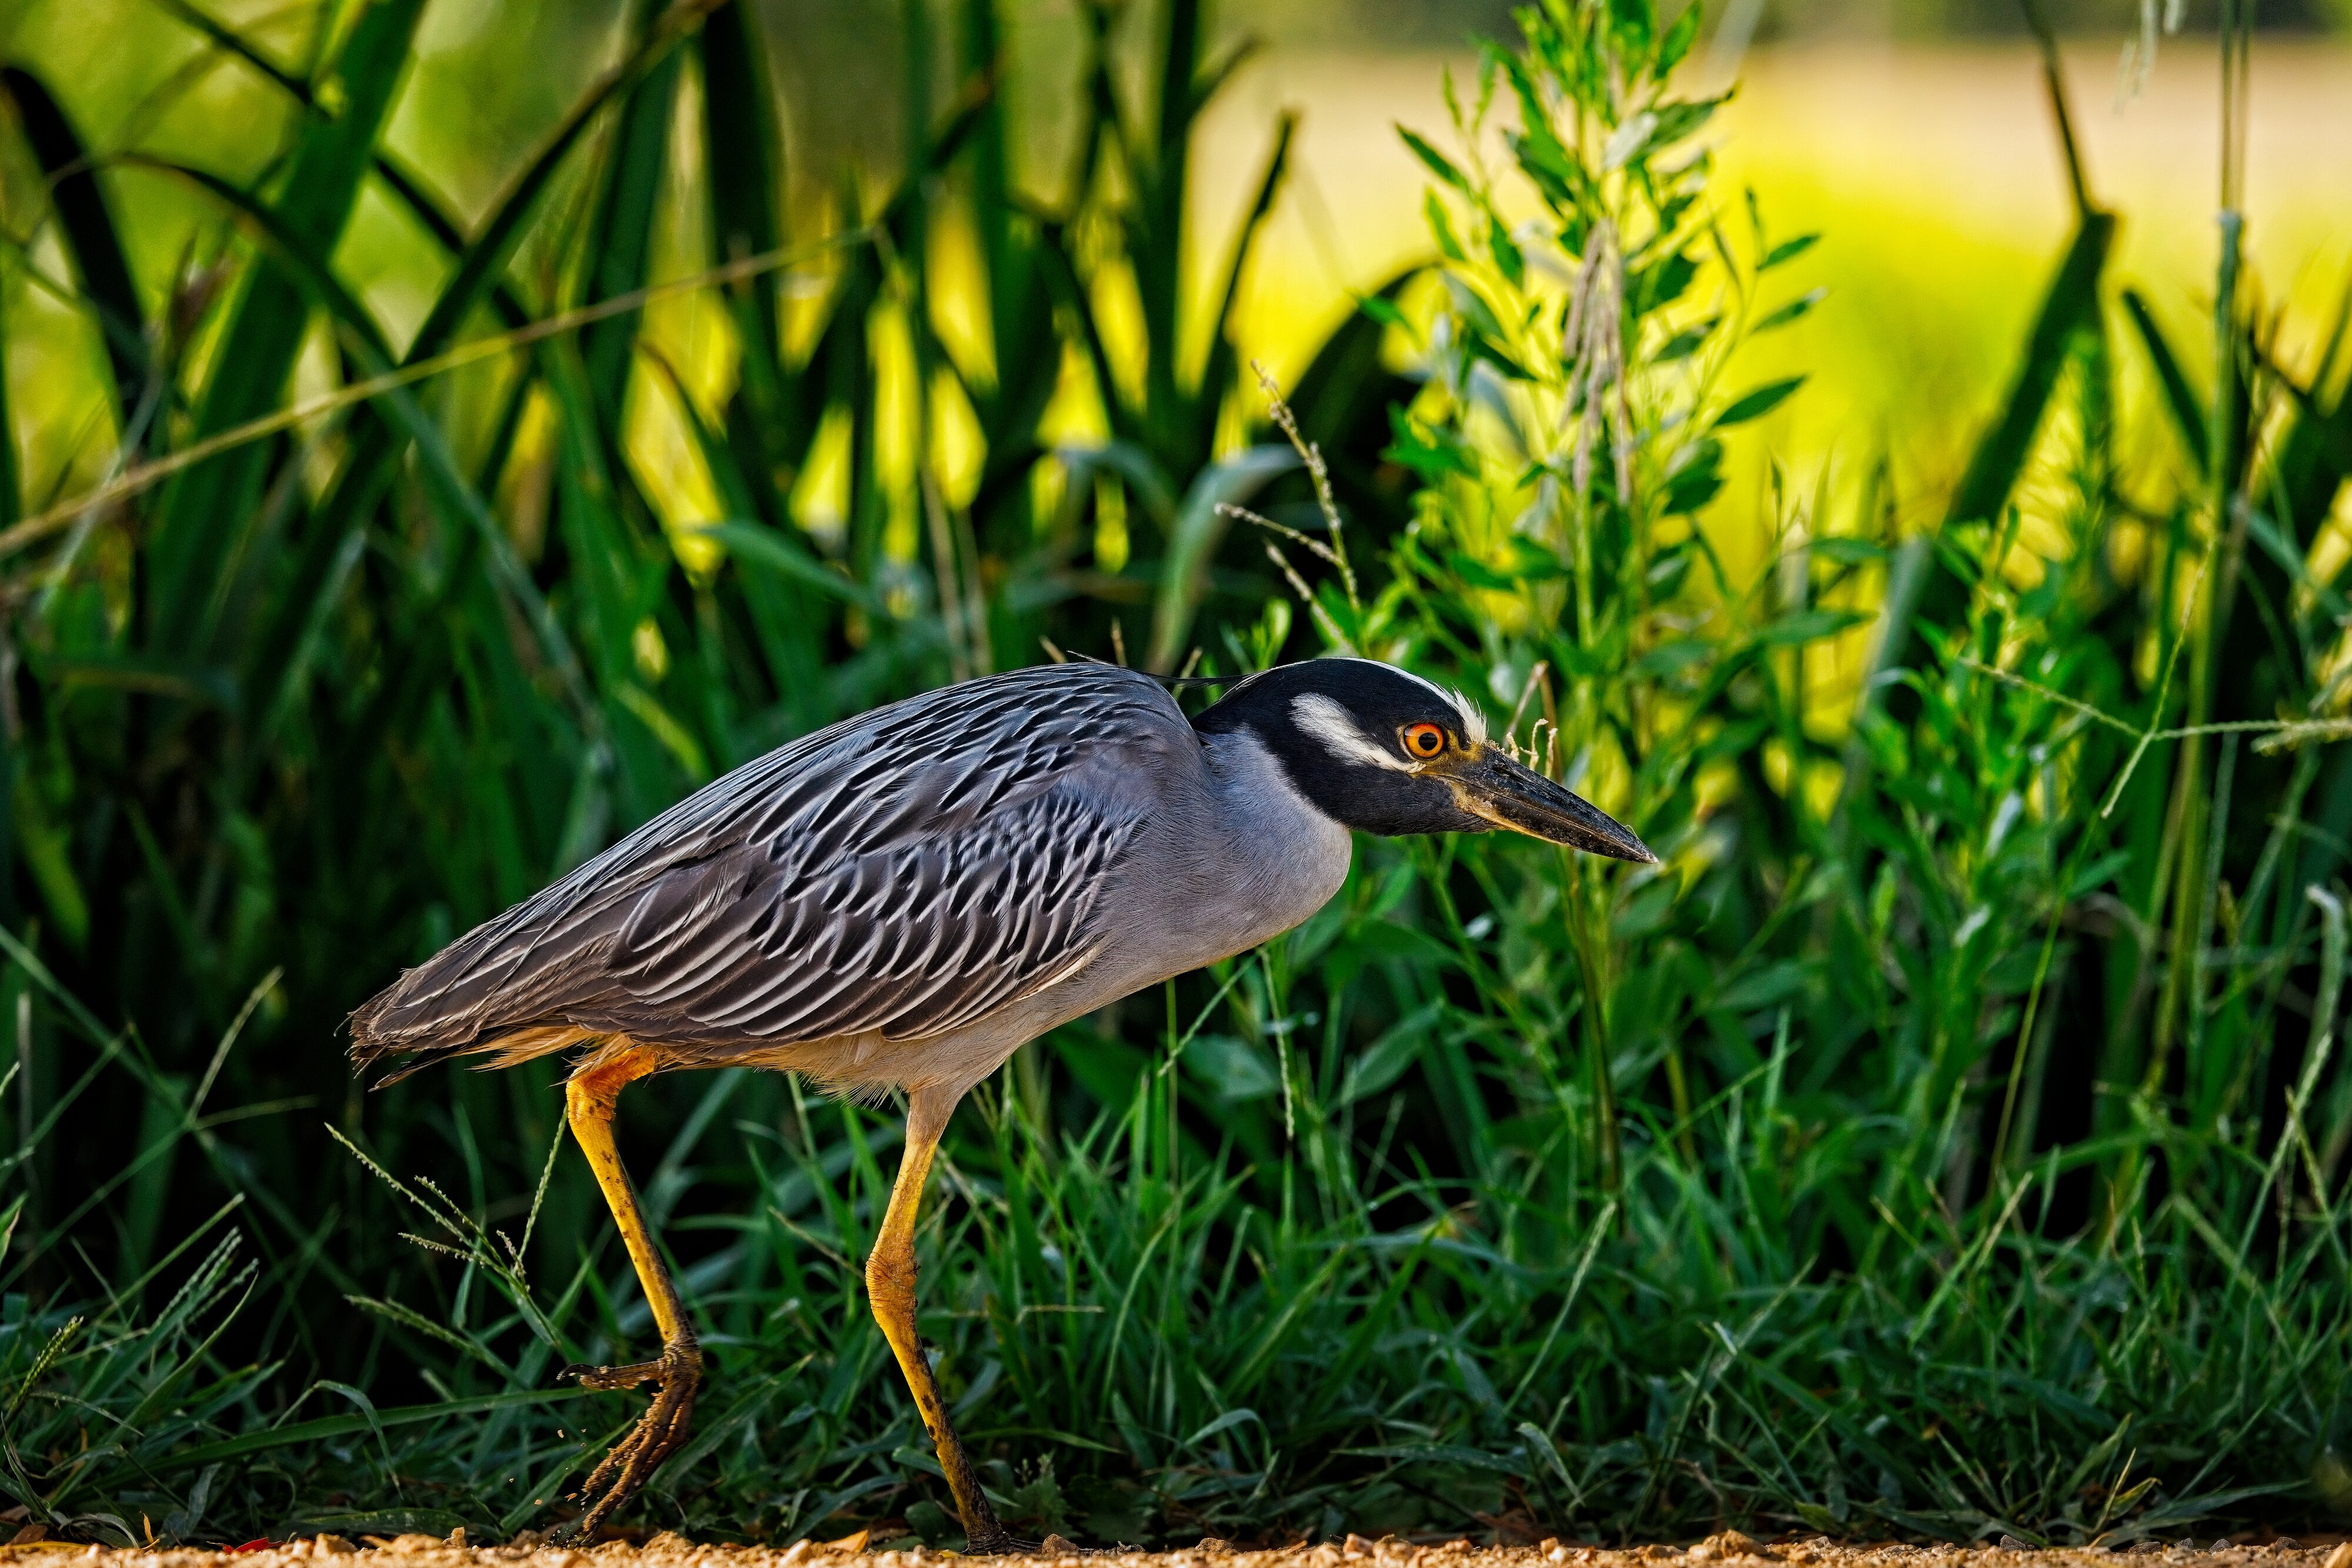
1653, 319, 1717, 363
1398, 125, 1474, 192
1635, 639, 1713, 677
1713, 959, 1810, 1012
1339, 1002, 1446, 1104
1810, 535, 1887, 566
1447, 551, 1524, 591
1663, 436, 1725, 514
1656, 1, 1704, 75
1759, 608, 1872, 646
1488, 211, 1526, 287
1717, 376, 1805, 426
1184, 1035, 1282, 1102
1632, 249, 1699, 317
1756, 286, 1826, 332
1426, 189, 1468, 262
1386, 407, 1481, 484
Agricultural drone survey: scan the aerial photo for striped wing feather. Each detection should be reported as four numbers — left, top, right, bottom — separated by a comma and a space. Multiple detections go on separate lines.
350, 664, 1184, 1078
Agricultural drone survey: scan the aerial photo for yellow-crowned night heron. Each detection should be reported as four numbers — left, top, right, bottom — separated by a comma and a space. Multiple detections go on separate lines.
349, 657, 1652, 1546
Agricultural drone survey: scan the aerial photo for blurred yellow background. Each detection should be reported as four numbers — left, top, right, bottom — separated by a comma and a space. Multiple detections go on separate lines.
5, 2, 2349, 584
1204, 39, 2352, 550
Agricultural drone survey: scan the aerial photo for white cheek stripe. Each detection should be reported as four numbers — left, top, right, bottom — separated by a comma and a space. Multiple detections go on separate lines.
1292, 693, 1411, 771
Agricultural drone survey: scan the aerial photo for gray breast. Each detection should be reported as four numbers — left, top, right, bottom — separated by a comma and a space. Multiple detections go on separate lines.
1095, 725, 1354, 984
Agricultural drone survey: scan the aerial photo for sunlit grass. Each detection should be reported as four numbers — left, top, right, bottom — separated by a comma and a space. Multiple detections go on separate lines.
1204, 38, 2352, 576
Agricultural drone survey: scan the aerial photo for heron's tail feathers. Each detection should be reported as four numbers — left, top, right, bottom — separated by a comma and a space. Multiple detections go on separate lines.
349, 974, 596, 1086
348, 901, 617, 1084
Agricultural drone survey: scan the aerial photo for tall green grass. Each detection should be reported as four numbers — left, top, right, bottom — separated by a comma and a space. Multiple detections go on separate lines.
0, 0, 1387, 1335
2, 0, 2350, 1549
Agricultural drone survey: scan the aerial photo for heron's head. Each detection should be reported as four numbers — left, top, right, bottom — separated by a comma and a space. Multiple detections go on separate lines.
1190, 658, 1655, 862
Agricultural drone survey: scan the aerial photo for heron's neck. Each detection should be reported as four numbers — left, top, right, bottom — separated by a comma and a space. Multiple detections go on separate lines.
1195, 726, 1354, 931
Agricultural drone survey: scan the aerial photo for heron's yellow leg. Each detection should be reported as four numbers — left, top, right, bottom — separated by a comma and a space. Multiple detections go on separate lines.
868, 1087, 1013, 1553
559, 1045, 701, 1537
567, 1051, 694, 1346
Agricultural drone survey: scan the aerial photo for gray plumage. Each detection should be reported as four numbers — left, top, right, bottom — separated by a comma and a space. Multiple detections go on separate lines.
350, 663, 1349, 1096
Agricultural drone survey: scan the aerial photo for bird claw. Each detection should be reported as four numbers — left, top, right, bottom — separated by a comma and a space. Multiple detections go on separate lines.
557, 1340, 701, 1539
961, 1529, 1030, 1557
563, 1357, 665, 1392
967, 1532, 1109, 1559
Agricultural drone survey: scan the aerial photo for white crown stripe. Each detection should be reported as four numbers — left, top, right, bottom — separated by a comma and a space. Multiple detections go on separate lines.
1313, 657, 1488, 744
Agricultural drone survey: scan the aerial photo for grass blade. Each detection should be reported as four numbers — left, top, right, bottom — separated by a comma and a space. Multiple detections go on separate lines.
1943, 211, 2114, 533
146, 0, 427, 654
0, 68, 149, 413
2122, 288, 2209, 474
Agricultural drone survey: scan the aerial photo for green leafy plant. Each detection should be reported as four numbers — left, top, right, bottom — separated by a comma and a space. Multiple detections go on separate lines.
0, 0, 1392, 1389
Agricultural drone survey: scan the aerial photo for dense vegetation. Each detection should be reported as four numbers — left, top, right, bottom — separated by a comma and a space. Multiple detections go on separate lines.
1, 0, 2349, 1550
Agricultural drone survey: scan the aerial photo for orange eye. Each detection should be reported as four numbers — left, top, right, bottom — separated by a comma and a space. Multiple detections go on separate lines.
1402, 723, 1448, 759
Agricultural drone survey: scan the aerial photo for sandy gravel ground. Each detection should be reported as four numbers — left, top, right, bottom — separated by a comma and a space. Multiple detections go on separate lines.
0, 1530, 2342, 1568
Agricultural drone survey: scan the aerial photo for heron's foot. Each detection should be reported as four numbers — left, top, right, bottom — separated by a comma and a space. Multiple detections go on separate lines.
558, 1339, 701, 1540
959, 1524, 1031, 1557
963, 1531, 1115, 1558
960, 1527, 1033, 1557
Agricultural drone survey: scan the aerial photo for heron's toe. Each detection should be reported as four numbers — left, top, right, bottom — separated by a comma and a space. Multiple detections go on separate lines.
963, 1531, 1120, 1559
556, 1342, 701, 1539
563, 1358, 666, 1392
960, 1529, 1035, 1557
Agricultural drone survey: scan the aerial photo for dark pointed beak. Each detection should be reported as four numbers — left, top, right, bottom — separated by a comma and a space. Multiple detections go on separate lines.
1449, 749, 1658, 863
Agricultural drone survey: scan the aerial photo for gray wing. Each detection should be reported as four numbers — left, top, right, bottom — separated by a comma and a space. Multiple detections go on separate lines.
350, 663, 1193, 1075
